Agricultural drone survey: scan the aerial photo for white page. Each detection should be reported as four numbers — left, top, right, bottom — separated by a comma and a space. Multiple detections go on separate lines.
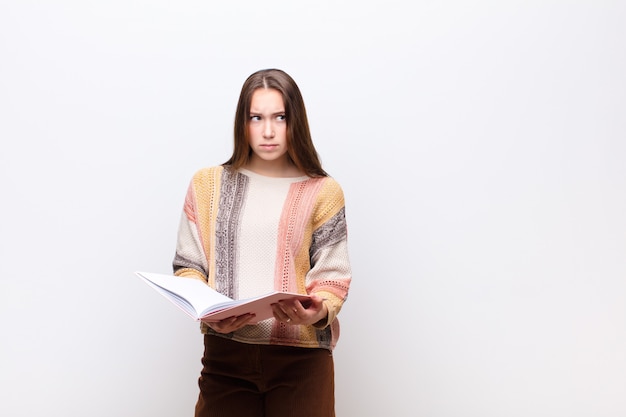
136, 271, 233, 319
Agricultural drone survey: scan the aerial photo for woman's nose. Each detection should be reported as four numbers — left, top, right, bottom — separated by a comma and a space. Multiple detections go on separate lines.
263, 121, 275, 138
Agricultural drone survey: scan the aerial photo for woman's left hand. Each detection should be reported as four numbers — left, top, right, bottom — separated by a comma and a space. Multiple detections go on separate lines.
272, 294, 328, 326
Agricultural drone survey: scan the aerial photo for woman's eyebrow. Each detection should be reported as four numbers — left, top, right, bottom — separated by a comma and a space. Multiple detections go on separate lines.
249, 110, 286, 116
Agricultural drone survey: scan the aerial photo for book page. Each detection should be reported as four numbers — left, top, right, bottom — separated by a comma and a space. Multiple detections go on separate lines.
137, 271, 234, 319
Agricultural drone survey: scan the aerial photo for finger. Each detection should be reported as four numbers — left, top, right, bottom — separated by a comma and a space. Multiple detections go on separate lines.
228, 314, 254, 330
278, 301, 298, 315
272, 304, 292, 322
207, 314, 253, 333
279, 309, 293, 324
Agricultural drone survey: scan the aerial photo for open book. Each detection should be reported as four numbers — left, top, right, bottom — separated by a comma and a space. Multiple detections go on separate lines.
136, 271, 311, 324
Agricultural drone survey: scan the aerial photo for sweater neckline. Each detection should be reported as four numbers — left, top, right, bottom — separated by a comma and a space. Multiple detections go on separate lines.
238, 168, 309, 183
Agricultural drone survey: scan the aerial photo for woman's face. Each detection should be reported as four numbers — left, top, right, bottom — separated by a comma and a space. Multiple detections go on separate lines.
247, 88, 289, 169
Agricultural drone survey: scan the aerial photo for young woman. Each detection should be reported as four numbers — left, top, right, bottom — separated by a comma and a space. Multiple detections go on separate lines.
172, 69, 352, 417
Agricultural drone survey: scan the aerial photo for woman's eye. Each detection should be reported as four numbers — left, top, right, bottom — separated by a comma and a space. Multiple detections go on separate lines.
277, 114, 286, 121
250, 115, 261, 121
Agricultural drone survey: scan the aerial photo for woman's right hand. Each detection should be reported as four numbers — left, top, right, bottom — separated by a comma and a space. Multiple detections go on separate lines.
203, 313, 255, 334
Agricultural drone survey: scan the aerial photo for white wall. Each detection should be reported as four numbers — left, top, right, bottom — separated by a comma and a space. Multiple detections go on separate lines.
1, 1, 625, 416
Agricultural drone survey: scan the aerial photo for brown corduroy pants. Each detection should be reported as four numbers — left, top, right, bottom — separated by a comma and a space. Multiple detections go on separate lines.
195, 334, 335, 417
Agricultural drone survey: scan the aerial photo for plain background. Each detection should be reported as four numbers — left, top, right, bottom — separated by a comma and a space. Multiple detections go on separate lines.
1, 1, 625, 416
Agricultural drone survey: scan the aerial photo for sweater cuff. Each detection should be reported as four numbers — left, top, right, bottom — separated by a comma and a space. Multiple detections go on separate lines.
312, 299, 335, 329
174, 267, 208, 283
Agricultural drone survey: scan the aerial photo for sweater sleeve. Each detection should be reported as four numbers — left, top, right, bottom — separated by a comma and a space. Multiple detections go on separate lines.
306, 179, 351, 328
172, 171, 212, 283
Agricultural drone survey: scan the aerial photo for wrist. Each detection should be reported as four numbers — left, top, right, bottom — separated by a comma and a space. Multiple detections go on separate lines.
312, 302, 329, 328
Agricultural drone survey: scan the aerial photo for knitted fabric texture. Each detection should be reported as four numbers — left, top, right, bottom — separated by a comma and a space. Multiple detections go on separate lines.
173, 166, 351, 351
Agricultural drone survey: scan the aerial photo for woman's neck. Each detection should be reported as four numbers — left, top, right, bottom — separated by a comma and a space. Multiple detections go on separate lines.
244, 158, 304, 178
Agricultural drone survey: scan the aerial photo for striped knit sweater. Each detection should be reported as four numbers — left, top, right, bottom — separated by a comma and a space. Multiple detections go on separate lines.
173, 166, 351, 350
